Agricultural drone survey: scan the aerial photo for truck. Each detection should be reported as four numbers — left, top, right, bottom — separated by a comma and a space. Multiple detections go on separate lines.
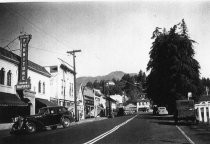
174, 100, 198, 124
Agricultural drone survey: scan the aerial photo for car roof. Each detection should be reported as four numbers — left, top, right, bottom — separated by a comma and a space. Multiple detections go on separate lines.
158, 107, 166, 109
39, 106, 66, 109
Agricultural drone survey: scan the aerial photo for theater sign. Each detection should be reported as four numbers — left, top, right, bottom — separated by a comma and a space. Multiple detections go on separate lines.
16, 34, 32, 90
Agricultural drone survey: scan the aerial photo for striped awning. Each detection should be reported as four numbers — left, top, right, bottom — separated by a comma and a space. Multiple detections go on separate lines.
0, 92, 27, 106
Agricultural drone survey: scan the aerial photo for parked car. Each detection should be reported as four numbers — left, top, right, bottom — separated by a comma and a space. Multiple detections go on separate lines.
10, 106, 75, 134
157, 107, 168, 115
174, 100, 198, 124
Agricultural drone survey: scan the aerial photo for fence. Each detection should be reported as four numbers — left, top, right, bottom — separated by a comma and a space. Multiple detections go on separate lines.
195, 103, 210, 123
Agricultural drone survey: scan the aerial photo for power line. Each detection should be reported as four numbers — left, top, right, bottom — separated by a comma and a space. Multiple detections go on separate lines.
3, 37, 19, 51
29, 45, 68, 56
1, 37, 67, 56
3, 5, 72, 51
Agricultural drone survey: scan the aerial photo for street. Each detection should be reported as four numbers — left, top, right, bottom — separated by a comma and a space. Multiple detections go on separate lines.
0, 113, 210, 144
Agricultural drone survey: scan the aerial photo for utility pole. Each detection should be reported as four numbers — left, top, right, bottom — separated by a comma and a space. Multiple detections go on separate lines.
67, 50, 81, 122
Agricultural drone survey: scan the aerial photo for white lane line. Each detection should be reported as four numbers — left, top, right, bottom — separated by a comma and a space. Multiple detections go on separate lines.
176, 125, 195, 144
84, 115, 137, 144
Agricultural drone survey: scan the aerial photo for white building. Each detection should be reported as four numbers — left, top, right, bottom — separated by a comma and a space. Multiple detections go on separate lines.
0, 49, 19, 95
45, 58, 75, 110
110, 94, 123, 104
0, 47, 53, 122
76, 83, 85, 120
136, 96, 150, 112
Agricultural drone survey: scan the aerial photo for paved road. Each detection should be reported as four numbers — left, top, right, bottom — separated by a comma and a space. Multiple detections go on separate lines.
1, 113, 210, 144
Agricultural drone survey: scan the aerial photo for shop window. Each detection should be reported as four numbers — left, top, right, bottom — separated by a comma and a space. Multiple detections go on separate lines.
0, 68, 5, 85
38, 81, 41, 93
43, 82, 45, 94
7, 70, 12, 86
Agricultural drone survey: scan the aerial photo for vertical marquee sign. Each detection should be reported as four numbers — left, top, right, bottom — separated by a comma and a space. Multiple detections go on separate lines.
16, 34, 32, 90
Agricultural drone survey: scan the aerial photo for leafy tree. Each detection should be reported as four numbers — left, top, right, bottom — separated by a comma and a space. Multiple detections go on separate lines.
201, 78, 210, 95
86, 81, 93, 88
146, 19, 201, 113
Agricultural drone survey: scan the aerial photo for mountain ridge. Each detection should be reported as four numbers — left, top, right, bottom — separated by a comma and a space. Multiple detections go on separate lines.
76, 71, 137, 86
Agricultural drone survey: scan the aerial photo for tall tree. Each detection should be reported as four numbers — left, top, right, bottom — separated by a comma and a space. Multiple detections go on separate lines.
147, 19, 201, 113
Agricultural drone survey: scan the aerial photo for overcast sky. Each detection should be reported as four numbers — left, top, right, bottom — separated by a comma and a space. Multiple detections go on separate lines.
1, 1, 210, 78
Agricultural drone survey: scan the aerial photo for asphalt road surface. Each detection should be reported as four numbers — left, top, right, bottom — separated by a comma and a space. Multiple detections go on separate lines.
1, 113, 210, 144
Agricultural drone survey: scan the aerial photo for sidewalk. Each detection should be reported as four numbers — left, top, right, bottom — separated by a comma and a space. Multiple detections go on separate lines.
0, 117, 107, 131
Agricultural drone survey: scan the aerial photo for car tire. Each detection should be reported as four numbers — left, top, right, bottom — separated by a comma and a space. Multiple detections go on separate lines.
26, 122, 36, 133
51, 126, 57, 130
61, 118, 71, 128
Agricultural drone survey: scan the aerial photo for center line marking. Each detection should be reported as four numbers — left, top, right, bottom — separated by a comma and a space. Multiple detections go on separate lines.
176, 125, 195, 144
84, 115, 137, 144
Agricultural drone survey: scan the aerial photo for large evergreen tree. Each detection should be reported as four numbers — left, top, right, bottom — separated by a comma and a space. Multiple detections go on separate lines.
146, 19, 201, 113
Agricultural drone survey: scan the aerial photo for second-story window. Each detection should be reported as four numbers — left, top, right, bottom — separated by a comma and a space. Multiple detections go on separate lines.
43, 82, 45, 94
7, 70, 11, 86
69, 83, 71, 96
61, 79, 63, 95
38, 81, 41, 93
0, 68, 5, 85
71, 83, 74, 96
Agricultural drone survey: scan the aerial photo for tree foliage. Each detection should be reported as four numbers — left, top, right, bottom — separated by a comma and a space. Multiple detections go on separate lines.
146, 19, 201, 113
85, 70, 147, 101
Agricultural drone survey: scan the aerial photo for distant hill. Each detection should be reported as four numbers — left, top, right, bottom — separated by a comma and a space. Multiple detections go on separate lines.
76, 71, 137, 88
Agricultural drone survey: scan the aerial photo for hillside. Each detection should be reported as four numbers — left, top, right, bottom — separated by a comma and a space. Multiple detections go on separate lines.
76, 71, 137, 87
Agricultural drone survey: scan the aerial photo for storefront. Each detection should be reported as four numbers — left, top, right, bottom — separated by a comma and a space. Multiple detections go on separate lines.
84, 96, 94, 118
0, 92, 29, 123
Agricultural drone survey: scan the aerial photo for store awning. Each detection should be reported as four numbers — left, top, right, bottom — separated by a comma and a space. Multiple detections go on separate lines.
36, 98, 58, 107
0, 92, 27, 106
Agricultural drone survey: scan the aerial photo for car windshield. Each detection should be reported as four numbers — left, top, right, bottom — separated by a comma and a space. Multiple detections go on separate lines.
38, 108, 49, 115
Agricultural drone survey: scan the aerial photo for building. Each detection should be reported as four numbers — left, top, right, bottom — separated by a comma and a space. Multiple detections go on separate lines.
82, 86, 95, 118
105, 96, 117, 116
136, 94, 150, 112
76, 83, 85, 120
110, 94, 124, 108
45, 58, 75, 111
124, 103, 137, 115
27, 61, 52, 114
0, 47, 28, 122
0, 47, 54, 122
93, 88, 105, 117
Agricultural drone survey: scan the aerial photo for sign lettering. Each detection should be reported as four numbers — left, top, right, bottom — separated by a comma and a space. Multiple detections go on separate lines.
16, 34, 32, 90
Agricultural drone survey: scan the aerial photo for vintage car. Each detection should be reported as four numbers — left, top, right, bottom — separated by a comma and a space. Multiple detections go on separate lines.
10, 106, 75, 134
157, 107, 168, 115
174, 100, 197, 124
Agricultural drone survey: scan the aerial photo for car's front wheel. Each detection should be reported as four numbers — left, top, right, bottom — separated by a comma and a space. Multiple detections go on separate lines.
26, 122, 36, 133
61, 118, 71, 128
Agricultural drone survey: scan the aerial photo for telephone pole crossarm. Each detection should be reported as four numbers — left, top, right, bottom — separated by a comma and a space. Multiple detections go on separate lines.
67, 50, 81, 122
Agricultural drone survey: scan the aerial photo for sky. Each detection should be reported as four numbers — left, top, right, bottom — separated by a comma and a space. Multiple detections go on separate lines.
1, 1, 210, 78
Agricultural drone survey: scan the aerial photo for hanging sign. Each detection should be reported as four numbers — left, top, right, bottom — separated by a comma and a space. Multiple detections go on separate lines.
16, 34, 32, 90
